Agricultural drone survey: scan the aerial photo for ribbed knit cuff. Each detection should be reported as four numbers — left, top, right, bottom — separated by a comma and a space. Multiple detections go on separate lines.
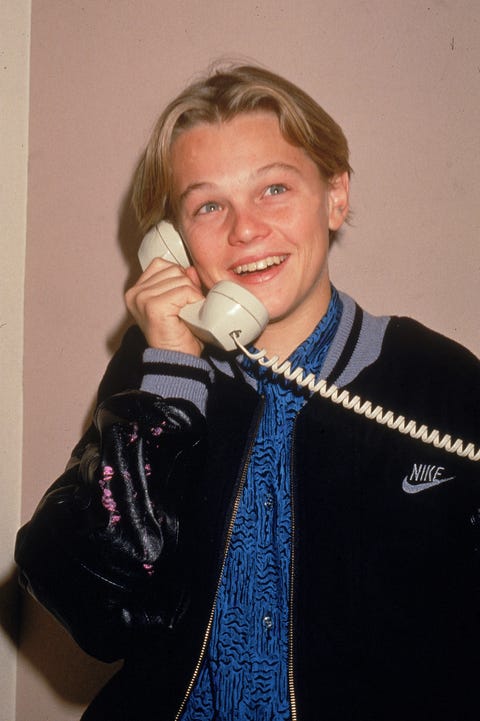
140, 348, 213, 416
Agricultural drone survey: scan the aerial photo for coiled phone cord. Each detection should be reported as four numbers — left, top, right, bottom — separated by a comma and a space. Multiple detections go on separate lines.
233, 336, 480, 463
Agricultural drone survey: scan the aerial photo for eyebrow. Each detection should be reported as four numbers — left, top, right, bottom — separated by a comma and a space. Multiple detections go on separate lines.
178, 182, 215, 205
177, 162, 302, 205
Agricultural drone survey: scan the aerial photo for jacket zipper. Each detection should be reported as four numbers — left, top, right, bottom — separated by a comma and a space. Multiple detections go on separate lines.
288, 416, 298, 721
173, 398, 265, 721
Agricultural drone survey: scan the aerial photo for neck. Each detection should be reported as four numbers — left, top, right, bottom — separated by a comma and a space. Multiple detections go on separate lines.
255, 289, 332, 360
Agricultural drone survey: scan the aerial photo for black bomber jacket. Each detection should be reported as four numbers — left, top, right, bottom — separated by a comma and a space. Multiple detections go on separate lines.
15, 294, 480, 721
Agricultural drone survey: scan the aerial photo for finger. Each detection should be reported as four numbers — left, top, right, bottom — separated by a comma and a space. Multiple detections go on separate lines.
135, 257, 186, 286
125, 272, 203, 316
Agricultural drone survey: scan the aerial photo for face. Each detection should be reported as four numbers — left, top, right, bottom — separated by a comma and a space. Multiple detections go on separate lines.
171, 112, 349, 348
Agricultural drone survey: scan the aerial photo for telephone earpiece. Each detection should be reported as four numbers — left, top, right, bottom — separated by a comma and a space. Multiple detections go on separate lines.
138, 222, 191, 271
138, 222, 269, 351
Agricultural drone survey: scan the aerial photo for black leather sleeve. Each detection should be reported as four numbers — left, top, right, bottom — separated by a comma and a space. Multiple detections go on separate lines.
15, 329, 207, 662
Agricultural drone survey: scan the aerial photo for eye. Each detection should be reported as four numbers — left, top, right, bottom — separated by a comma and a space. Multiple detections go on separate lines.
264, 184, 287, 197
197, 201, 221, 215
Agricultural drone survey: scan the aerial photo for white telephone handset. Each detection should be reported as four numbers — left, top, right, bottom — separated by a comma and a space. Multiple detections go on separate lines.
138, 222, 269, 352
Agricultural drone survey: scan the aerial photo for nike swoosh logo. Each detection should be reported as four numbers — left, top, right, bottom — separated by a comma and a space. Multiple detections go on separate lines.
402, 475, 455, 494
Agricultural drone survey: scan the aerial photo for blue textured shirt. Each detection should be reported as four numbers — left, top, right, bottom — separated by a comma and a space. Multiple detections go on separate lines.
180, 290, 342, 721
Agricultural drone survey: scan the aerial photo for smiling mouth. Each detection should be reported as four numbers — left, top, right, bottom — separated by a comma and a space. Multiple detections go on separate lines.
233, 255, 287, 275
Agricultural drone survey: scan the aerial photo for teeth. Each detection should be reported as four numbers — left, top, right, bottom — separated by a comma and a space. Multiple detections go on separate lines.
233, 255, 287, 275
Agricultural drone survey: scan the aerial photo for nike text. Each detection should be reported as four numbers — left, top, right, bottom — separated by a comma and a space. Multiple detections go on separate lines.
402, 463, 455, 494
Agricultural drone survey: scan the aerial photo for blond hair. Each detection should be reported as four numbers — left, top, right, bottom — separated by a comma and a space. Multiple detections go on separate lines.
133, 64, 351, 234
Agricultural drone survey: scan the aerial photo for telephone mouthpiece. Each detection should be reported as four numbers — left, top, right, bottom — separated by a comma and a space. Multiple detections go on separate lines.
179, 281, 269, 351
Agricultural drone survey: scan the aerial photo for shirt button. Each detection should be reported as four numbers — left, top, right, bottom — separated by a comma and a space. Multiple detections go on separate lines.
264, 493, 274, 509
262, 614, 273, 630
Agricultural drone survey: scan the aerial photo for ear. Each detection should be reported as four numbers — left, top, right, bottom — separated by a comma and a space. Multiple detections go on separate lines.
327, 172, 350, 231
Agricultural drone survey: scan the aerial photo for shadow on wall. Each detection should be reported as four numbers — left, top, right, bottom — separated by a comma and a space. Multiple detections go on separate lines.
1, 566, 120, 710
80, 169, 145, 438
6, 177, 141, 711
0, 567, 21, 649
107, 169, 145, 357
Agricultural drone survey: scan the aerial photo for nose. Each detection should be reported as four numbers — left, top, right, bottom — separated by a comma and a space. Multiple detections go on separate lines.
227, 204, 270, 245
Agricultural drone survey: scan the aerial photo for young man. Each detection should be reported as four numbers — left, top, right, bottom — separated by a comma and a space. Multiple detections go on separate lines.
16, 65, 480, 721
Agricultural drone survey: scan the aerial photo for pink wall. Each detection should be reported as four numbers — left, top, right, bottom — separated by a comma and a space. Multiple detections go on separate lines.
19, 1, 479, 718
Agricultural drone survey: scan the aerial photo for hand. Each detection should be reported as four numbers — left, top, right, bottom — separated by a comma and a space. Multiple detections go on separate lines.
125, 258, 205, 356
